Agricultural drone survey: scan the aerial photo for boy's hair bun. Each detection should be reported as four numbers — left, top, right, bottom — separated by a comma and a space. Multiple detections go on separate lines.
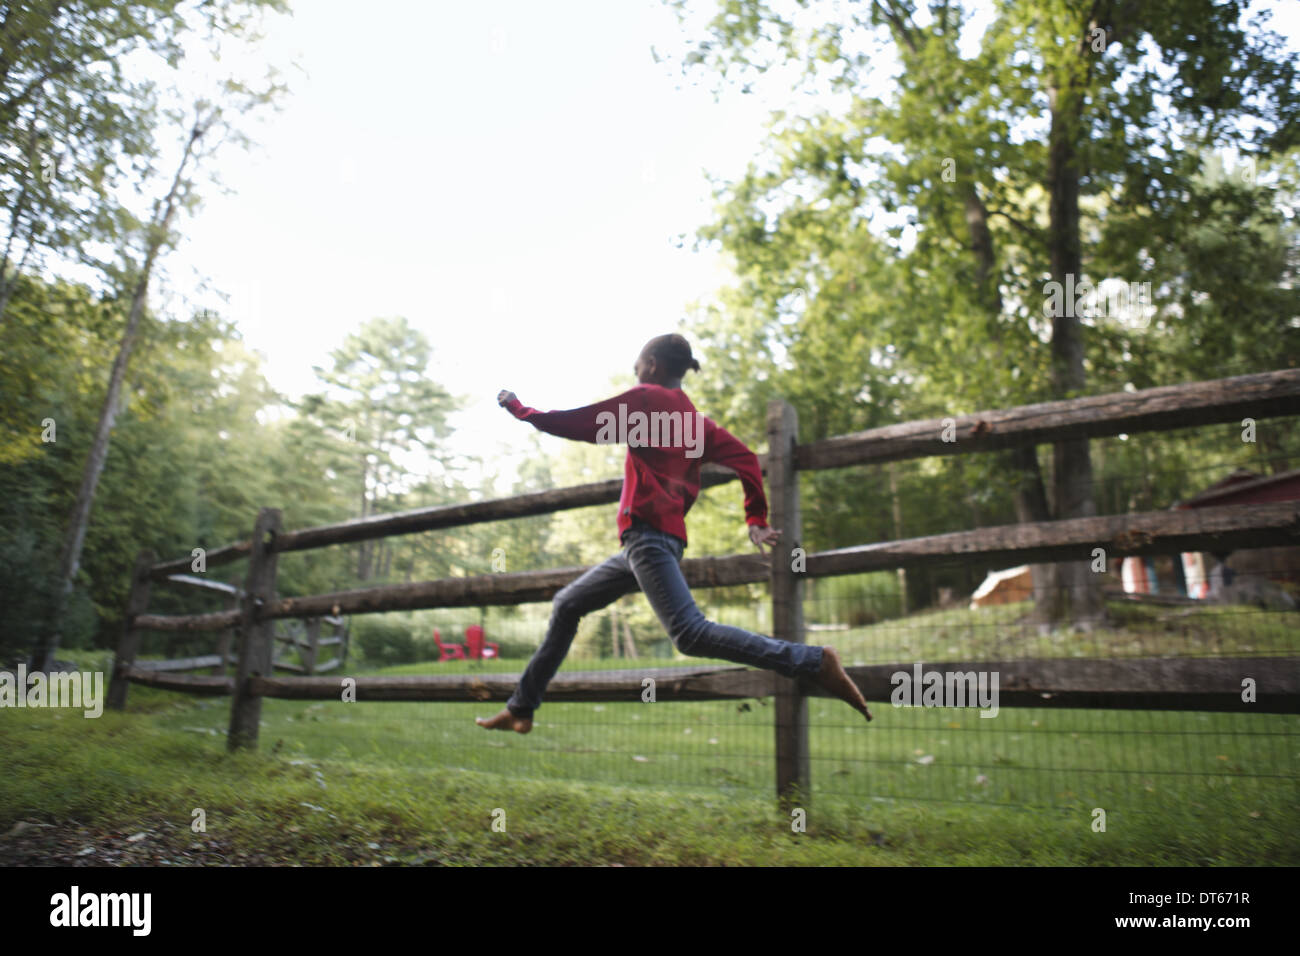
646, 333, 701, 379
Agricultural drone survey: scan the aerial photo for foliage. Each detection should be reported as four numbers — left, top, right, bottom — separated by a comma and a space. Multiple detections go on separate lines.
352, 617, 419, 667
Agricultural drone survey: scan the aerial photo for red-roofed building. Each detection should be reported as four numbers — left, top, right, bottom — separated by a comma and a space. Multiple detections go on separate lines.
1125, 467, 1300, 599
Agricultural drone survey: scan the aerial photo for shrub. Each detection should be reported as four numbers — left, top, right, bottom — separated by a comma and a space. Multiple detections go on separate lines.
353, 619, 418, 666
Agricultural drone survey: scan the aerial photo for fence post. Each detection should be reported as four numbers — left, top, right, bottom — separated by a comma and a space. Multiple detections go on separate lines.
227, 507, 282, 751
107, 549, 156, 711
768, 399, 809, 806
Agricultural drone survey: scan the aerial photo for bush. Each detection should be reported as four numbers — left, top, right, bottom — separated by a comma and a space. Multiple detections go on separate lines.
353, 619, 418, 666
0, 525, 96, 664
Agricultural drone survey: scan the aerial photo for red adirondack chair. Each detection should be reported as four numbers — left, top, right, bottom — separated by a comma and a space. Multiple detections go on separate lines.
464, 624, 498, 660
433, 627, 465, 661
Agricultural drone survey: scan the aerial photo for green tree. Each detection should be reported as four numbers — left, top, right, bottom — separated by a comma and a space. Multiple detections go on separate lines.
0, 0, 289, 321
665, 0, 1299, 625
1, 275, 293, 661
34, 75, 285, 669
295, 317, 460, 582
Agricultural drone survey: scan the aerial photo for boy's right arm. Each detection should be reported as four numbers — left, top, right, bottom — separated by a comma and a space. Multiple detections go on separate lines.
703, 419, 770, 530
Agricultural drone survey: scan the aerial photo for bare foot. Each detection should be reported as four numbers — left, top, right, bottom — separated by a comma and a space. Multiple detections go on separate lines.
476, 708, 533, 734
815, 646, 873, 721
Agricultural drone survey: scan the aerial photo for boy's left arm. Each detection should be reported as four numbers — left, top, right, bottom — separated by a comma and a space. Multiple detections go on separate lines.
498, 386, 651, 444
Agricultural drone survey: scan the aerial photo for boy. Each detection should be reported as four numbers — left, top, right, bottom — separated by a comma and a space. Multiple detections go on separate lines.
478, 333, 872, 732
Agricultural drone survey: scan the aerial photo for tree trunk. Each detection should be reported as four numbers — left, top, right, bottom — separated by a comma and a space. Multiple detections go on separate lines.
962, 181, 1068, 625
1047, 75, 1106, 630
1006, 445, 1063, 627
356, 452, 371, 580
33, 112, 211, 670
0, 105, 41, 325
623, 613, 638, 659
887, 461, 907, 615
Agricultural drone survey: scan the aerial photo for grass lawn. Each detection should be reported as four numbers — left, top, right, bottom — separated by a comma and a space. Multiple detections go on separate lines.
1, 626, 1296, 865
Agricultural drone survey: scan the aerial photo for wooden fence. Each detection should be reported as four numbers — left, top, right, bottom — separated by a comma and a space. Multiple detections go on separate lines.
106, 572, 346, 696
109, 367, 1300, 800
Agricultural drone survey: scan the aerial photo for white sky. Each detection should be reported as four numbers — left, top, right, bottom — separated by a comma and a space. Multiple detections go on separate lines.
158, 0, 808, 494
127, 0, 1294, 498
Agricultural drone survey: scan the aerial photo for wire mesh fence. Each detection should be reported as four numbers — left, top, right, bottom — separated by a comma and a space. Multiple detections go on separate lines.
140, 569, 1298, 825
113, 378, 1300, 832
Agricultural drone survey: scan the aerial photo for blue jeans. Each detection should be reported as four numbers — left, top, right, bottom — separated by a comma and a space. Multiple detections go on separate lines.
506, 517, 824, 718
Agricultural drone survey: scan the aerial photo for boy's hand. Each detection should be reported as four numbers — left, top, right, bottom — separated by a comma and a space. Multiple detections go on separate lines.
749, 524, 781, 554
497, 390, 517, 407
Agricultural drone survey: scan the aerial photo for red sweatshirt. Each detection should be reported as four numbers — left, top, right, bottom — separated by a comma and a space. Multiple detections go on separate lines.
504, 384, 769, 547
